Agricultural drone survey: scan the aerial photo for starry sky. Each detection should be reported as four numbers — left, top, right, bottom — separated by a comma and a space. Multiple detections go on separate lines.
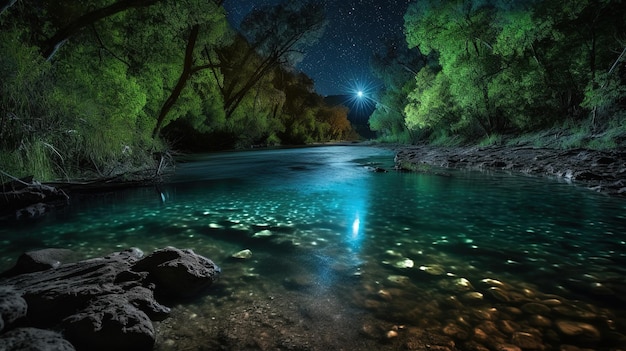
223, 0, 412, 97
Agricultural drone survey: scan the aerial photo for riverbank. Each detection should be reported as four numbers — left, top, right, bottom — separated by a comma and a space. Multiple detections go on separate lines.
390, 144, 626, 197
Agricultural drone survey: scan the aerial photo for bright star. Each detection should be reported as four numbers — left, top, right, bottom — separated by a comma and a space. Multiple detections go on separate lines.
342, 76, 379, 116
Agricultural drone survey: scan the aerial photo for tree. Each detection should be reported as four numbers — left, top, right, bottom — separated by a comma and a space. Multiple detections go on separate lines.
211, 0, 326, 119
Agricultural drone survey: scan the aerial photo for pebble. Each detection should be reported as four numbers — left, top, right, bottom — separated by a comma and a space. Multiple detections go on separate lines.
528, 315, 552, 327
419, 264, 446, 275
511, 331, 543, 350
377, 289, 392, 301
556, 320, 601, 340
252, 230, 273, 237
387, 275, 411, 285
521, 302, 551, 315
394, 258, 414, 269
386, 330, 398, 339
231, 249, 252, 259
486, 287, 510, 302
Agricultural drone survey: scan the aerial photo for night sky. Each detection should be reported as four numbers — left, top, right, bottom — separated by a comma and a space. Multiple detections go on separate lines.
223, 0, 411, 97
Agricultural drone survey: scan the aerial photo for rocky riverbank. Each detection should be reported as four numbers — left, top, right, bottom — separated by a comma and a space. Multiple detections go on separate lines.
0, 247, 220, 351
392, 145, 626, 197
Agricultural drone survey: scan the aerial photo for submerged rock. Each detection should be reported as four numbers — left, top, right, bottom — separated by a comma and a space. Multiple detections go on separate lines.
231, 249, 253, 259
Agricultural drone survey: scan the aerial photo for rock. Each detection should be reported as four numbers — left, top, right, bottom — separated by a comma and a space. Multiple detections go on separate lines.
393, 258, 414, 268
132, 246, 221, 298
0, 248, 77, 278
231, 248, 253, 259
556, 320, 601, 341
0, 286, 27, 332
511, 331, 544, 350
0, 247, 219, 351
0, 328, 75, 351
419, 264, 446, 275
62, 295, 155, 351
386, 330, 398, 338
521, 302, 551, 315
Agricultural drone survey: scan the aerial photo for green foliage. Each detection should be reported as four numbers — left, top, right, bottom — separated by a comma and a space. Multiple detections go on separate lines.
396, 0, 626, 145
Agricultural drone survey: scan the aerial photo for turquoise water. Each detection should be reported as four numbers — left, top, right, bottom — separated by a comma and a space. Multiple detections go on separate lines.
2, 146, 625, 350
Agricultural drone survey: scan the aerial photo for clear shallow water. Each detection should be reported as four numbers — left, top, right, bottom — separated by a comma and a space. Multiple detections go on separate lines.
2, 146, 626, 350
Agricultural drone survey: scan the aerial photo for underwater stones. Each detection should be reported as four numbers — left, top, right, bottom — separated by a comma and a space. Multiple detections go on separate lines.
497, 319, 520, 335
231, 249, 253, 259
253, 229, 273, 238
486, 287, 510, 302
556, 320, 601, 340
528, 315, 552, 328
442, 322, 469, 340
377, 289, 393, 301
386, 275, 411, 286
386, 330, 399, 339
461, 291, 484, 303
521, 302, 551, 315
393, 258, 414, 269
419, 264, 446, 275
511, 331, 544, 350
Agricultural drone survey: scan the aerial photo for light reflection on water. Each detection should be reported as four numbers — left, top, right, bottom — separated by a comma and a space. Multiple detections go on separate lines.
1, 146, 626, 350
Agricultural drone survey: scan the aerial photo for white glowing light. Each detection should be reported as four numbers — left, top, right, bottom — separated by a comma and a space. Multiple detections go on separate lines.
352, 218, 360, 237
357, 90, 364, 98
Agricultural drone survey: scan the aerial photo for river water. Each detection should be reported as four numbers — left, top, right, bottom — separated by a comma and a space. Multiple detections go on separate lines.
1, 145, 625, 350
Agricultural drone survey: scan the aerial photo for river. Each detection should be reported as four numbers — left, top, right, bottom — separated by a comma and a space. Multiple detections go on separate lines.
2, 145, 625, 350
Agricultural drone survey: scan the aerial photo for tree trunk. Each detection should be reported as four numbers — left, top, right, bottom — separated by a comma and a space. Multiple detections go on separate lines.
42, 0, 160, 60
152, 25, 200, 138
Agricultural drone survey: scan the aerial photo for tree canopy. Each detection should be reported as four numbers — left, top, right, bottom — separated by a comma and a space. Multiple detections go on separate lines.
372, 0, 626, 143
0, 0, 354, 180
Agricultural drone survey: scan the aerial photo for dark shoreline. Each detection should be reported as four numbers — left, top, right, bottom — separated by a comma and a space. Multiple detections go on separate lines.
386, 144, 626, 197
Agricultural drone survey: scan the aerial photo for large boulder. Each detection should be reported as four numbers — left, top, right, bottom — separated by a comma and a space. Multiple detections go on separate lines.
0, 247, 220, 351
132, 246, 221, 298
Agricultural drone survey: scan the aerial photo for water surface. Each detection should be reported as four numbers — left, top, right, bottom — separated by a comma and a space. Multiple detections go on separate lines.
2, 146, 625, 350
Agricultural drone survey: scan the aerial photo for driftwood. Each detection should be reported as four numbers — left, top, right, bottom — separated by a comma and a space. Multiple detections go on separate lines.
0, 174, 69, 220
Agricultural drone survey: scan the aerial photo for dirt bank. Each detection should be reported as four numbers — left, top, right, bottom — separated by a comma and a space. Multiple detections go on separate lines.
392, 145, 626, 197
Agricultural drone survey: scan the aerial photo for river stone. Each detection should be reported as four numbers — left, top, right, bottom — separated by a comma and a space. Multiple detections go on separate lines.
132, 246, 221, 298
0, 327, 75, 351
521, 302, 551, 315
393, 258, 414, 268
556, 320, 601, 340
419, 264, 446, 275
231, 249, 253, 259
511, 331, 543, 350
529, 314, 552, 327
62, 294, 155, 351
486, 287, 510, 302
0, 248, 77, 278
0, 286, 27, 332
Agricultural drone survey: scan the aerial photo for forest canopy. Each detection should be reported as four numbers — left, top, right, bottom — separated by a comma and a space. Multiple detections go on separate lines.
0, 0, 354, 181
369, 0, 626, 145
2, 0, 625, 182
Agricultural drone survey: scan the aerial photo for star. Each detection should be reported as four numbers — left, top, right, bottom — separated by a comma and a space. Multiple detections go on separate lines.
223, 0, 410, 96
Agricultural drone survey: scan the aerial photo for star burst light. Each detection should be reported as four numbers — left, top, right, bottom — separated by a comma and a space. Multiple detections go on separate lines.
343, 76, 379, 115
